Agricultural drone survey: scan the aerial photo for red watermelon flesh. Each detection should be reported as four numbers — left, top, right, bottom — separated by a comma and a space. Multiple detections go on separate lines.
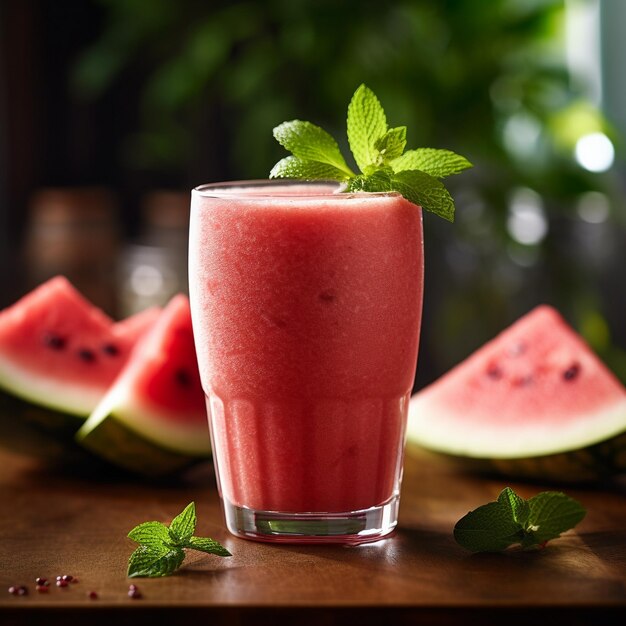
77, 294, 210, 459
0, 276, 156, 416
113, 306, 161, 343
408, 305, 626, 458
121, 294, 206, 417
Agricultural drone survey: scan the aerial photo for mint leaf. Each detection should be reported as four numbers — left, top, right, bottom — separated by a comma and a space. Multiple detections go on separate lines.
127, 521, 171, 548
346, 167, 394, 193
391, 148, 472, 178
348, 166, 456, 222
126, 501, 231, 578
525, 492, 587, 545
128, 545, 185, 578
347, 84, 387, 171
454, 488, 586, 553
168, 501, 197, 543
270, 84, 473, 221
186, 537, 232, 557
374, 127, 407, 164
273, 120, 353, 177
270, 156, 350, 181
392, 169, 455, 221
498, 487, 530, 527
454, 501, 522, 553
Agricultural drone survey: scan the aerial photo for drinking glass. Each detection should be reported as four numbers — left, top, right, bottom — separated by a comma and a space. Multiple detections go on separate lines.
189, 180, 423, 544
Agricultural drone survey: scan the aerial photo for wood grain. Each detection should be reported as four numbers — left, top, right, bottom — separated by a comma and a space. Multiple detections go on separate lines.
0, 446, 624, 625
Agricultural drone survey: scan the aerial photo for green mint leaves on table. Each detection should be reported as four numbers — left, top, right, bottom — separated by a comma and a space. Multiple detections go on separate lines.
127, 502, 231, 578
454, 487, 586, 553
270, 84, 472, 221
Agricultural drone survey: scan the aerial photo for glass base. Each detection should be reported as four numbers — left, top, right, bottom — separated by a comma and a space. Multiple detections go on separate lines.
222, 494, 400, 545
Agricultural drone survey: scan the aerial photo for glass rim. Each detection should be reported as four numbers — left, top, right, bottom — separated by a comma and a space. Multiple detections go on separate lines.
192, 179, 402, 199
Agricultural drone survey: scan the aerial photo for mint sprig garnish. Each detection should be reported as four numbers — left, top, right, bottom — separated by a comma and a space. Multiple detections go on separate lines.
127, 502, 231, 578
454, 487, 586, 553
270, 84, 472, 221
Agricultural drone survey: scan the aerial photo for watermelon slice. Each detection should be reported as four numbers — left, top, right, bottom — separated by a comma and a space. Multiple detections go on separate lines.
0, 277, 159, 458
76, 294, 211, 476
407, 305, 626, 482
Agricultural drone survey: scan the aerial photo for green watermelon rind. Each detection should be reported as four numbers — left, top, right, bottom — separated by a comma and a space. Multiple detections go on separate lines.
77, 383, 211, 453
407, 395, 626, 482
407, 396, 626, 459
0, 358, 101, 417
0, 386, 87, 460
76, 382, 211, 476
77, 409, 209, 477
407, 430, 626, 483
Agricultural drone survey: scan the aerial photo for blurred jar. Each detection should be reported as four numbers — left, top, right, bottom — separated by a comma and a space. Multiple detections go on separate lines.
118, 190, 189, 317
23, 187, 120, 314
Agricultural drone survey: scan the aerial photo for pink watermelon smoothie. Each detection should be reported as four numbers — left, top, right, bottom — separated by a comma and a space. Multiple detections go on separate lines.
189, 182, 423, 514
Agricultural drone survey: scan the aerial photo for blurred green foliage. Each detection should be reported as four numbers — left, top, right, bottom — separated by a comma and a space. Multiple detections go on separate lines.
73, 0, 626, 383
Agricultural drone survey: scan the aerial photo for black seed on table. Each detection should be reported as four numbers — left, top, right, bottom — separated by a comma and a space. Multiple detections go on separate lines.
8, 586, 18, 595
128, 589, 142, 599
44, 334, 66, 350
16, 586, 28, 596
35, 577, 48, 586
56, 579, 68, 588
61, 575, 73, 582
102, 343, 120, 356
88, 591, 98, 600
77, 349, 96, 362
563, 363, 580, 381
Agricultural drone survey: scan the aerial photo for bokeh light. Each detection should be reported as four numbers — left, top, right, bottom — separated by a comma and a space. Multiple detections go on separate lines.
575, 132, 615, 172
506, 188, 548, 246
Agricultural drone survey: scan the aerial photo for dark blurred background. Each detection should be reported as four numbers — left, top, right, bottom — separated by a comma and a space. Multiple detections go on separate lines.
1, 0, 625, 388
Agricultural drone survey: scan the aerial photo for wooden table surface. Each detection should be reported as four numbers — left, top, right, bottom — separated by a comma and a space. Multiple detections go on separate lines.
0, 444, 624, 626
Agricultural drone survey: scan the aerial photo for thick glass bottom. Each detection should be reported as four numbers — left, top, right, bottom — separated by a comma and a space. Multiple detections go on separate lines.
222, 494, 400, 545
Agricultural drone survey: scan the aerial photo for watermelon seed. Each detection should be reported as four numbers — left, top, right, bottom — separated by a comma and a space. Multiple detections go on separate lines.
56, 579, 69, 588
44, 333, 66, 350
35, 577, 48, 587
102, 343, 120, 356
77, 349, 96, 362
15, 586, 28, 596
486, 366, 502, 380
88, 591, 98, 600
61, 575, 73, 582
128, 587, 142, 599
8, 586, 18, 595
563, 364, 580, 381
175, 369, 191, 387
